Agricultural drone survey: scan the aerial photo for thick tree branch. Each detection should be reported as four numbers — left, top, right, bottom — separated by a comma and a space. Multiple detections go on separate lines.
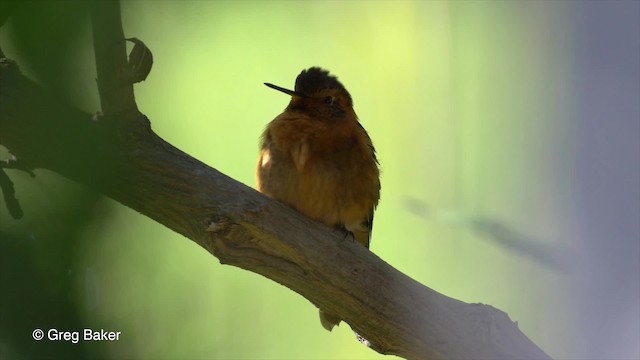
0, 55, 550, 360
1, 3, 551, 356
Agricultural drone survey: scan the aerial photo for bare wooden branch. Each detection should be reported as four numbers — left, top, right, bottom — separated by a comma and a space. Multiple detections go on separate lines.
91, 0, 136, 114
0, 53, 550, 359
1, 2, 551, 357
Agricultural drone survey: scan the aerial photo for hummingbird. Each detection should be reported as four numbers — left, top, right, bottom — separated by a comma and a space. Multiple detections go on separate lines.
256, 67, 380, 331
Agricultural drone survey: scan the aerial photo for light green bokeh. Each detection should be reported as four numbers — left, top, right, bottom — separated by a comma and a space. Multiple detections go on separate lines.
33, 1, 577, 358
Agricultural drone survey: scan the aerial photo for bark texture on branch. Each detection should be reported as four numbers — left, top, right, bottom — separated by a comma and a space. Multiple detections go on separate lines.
0, 54, 550, 360
0, 4, 551, 356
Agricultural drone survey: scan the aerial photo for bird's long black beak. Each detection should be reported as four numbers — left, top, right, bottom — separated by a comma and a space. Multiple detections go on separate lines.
264, 83, 307, 97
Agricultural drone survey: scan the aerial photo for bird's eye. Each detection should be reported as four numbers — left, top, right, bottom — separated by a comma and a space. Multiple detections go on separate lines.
323, 96, 334, 105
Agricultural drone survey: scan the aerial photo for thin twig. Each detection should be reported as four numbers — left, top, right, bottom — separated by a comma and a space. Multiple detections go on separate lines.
91, 0, 136, 114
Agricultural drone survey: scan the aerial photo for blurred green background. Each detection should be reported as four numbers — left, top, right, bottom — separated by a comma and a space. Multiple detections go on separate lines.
1, 1, 638, 359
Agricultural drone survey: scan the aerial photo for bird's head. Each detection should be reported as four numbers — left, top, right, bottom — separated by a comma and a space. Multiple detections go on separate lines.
265, 67, 354, 121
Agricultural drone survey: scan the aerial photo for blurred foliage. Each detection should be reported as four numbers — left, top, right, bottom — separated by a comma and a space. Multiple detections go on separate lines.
2, 1, 636, 360
0, 2, 104, 359
2, 1, 88, 97
0, 170, 105, 359
0, 1, 567, 358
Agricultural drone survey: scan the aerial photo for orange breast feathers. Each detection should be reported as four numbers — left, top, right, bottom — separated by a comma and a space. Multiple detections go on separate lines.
256, 110, 380, 248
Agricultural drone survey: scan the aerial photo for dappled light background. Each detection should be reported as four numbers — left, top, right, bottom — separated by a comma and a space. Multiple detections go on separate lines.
1, 1, 638, 359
